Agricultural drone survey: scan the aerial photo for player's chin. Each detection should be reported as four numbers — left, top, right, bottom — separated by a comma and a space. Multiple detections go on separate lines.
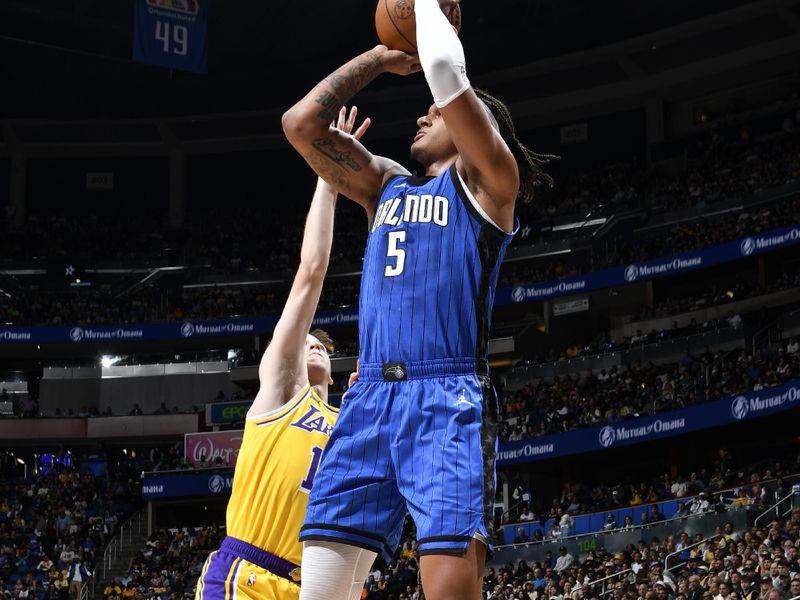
409, 140, 426, 163
306, 360, 330, 386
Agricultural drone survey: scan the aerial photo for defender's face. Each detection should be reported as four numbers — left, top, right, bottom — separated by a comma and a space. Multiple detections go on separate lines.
410, 104, 457, 166
305, 334, 331, 386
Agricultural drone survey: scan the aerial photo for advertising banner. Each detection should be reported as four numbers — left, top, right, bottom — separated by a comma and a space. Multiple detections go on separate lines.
205, 401, 251, 426
184, 430, 243, 467
0, 310, 357, 345
142, 468, 234, 499
496, 225, 800, 305
498, 380, 800, 466
2, 226, 798, 345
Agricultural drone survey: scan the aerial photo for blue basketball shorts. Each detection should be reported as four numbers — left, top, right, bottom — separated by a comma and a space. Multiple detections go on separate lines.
300, 358, 499, 563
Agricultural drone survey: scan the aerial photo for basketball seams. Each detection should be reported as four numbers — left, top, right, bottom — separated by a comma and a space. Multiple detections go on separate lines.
383, 0, 417, 52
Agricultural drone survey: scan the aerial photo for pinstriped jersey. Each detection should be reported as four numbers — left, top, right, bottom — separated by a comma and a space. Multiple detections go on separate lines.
225, 384, 338, 566
359, 164, 517, 365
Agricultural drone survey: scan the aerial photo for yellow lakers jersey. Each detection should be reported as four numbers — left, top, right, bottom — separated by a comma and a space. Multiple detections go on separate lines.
225, 384, 338, 566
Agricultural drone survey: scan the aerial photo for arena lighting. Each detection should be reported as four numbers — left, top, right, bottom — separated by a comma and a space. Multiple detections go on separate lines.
100, 355, 121, 368
551, 218, 607, 232
183, 270, 365, 289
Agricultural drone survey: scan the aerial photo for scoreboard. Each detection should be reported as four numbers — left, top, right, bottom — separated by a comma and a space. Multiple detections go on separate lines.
133, 0, 208, 74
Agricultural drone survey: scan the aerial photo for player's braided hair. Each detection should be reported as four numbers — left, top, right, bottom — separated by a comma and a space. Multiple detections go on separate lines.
474, 88, 558, 204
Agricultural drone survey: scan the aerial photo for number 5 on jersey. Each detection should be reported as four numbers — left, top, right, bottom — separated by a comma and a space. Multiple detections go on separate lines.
385, 231, 406, 277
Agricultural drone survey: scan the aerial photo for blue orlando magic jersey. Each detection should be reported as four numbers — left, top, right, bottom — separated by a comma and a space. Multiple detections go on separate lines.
359, 164, 517, 365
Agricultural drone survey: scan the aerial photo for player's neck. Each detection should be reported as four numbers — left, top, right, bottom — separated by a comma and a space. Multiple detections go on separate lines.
424, 156, 457, 177
311, 384, 328, 403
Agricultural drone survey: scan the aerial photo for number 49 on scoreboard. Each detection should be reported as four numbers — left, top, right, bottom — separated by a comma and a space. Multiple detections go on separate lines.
133, 0, 208, 74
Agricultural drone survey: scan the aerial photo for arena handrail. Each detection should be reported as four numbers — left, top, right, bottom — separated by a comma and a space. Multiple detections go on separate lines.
99, 509, 145, 583
664, 533, 722, 574
508, 322, 736, 376
753, 489, 800, 528
80, 581, 91, 600
580, 568, 632, 596
496, 508, 715, 550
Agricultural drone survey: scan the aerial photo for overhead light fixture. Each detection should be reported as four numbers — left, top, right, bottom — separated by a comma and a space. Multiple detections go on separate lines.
100, 355, 121, 368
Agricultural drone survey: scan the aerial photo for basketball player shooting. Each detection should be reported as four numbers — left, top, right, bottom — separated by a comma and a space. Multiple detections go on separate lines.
282, 1, 554, 599
194, 108, 370, 600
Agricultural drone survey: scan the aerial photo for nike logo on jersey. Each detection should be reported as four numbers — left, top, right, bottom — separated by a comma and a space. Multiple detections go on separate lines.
371, 194, 450, 232
393, 182, 408, 189
454, 389, 475, 408
290, 406, 334, 436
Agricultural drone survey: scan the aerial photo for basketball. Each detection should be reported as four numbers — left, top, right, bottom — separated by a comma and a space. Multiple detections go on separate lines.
375, 0, 462, 54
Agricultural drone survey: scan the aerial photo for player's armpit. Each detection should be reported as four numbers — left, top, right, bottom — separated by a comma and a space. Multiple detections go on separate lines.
442, 89, 519, 217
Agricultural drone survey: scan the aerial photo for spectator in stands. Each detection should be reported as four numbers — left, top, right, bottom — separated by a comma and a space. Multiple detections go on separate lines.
560, 510, 575, 536
601, 514, 617, 531
519, 504, 536, 522
103, 582, 122, 598
514, 528, 529, 544
66, 557, 91, 600
37, 556, 54, 573
513, 483, 532, 506
691, 493, 711, 515
672, 476, 689, 498
650, 504, 666, 523
58, 545, 76, 566
554, 547, 574, 573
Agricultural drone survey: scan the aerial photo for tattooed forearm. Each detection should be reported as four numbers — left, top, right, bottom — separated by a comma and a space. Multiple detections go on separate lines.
304, 149, 352, 195
311, 138, 363, 172
312, 51, 383, 124
315, 91, 339, 122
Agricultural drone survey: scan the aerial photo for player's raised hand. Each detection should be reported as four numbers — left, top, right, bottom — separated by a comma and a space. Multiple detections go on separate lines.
372, 45, 421, 76
332, 105, 371, 140
347, 360, 360, 389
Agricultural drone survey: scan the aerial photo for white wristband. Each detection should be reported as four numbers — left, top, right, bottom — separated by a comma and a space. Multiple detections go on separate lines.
415, 0, 470, 108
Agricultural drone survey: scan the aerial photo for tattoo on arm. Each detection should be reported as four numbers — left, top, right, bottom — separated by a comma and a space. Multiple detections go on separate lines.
311, 51, 383, 125
311, 138, 363, 172
304, 148, 352, 195
315, 91, 339, 123
297, 50, 384, 202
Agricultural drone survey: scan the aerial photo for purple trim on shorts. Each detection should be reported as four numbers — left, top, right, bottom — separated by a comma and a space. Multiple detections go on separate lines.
199, 552, 234, 600
220, 537, 301, 585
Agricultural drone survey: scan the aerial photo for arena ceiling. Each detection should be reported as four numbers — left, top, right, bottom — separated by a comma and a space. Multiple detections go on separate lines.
0, 0, 759, 120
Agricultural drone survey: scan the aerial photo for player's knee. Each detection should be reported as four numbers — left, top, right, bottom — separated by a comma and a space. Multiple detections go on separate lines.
422, 577, 478, 600
299, 541, 376, 600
